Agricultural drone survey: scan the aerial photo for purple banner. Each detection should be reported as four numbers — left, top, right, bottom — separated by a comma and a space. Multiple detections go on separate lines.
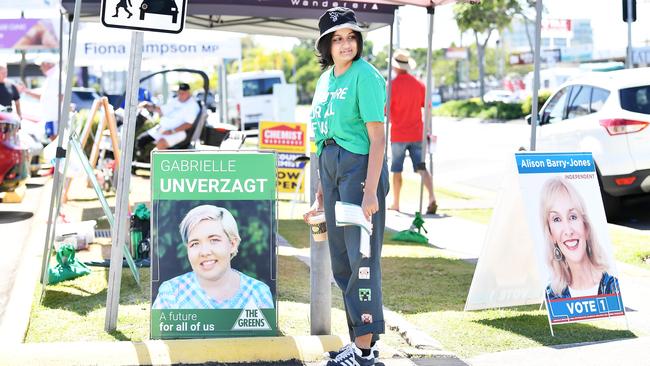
0, 19, 59, 50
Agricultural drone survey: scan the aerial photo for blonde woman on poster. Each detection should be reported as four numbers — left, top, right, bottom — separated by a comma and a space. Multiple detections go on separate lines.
152, 205, 274, 309
540, 177, 620, 300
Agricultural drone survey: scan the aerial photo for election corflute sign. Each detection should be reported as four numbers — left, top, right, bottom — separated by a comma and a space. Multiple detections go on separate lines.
150, 151, 277, 339
258, 121, 308, 194
465, 152, 627, 336
516, 152, 625, 330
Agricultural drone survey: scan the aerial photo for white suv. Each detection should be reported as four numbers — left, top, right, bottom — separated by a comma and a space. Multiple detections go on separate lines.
529, 67, 650, 219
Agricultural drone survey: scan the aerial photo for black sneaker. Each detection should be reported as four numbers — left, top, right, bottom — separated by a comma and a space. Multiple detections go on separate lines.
326, 343, 376, 366
326, 343, 379, 360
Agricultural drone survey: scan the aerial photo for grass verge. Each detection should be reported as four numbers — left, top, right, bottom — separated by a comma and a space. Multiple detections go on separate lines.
25, 219, 641, 359
278, 220, 638, 358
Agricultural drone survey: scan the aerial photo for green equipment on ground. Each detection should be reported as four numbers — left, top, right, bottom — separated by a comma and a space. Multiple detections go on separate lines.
130, 203, 151, 261
391, 212, 429, 244
48, 243, 92, 285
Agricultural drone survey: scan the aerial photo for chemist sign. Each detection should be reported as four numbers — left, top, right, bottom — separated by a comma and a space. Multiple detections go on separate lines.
259, 121, 308, 194
101, 0, 188, 34
150, 151, 278, 339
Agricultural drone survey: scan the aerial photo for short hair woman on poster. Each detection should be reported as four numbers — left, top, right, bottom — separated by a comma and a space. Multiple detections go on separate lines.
540, 177, 620, 300
152, 205, 274, 309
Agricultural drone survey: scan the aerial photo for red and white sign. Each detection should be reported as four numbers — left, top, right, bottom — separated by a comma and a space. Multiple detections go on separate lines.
260, 123, 305, 151
541, 19, 572, 37
444, 47, 468, 60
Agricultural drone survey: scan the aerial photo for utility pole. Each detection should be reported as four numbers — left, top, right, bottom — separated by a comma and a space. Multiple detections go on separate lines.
625, 0, 635, 68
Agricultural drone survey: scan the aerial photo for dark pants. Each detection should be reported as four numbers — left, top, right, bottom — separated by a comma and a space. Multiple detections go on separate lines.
136, 131, 154, 149
319, 144, 389, 343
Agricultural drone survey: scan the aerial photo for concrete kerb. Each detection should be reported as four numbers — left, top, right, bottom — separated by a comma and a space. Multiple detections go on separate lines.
0, 177, 53, 343
0, 335, 345, 366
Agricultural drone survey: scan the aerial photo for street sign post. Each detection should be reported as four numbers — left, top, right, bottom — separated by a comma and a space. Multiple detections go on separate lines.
101, 0, 187, 33
101, 0, 188, 332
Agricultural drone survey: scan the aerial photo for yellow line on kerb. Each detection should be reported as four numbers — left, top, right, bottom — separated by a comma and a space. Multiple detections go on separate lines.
0, 335, 344, 366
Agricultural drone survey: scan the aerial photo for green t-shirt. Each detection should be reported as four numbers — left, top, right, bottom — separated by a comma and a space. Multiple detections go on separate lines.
310, 58, 386, 156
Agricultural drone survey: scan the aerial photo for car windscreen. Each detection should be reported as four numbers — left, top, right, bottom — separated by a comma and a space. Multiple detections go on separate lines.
620, 85, 650, 115
243, 77, 282, 97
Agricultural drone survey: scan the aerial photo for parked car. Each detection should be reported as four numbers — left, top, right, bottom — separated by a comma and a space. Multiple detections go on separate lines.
526, 68, 650, 219
227, 70, 286, 131
483, 89, 517, 103
0, 112, 30, 193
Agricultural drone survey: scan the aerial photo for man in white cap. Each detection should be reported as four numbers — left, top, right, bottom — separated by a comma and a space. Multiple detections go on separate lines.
388, 49, 437, 215
19, 55, 63, 140
134, 82, 200, 156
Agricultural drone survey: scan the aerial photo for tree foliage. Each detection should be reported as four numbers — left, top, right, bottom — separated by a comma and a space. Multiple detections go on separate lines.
454, 0, 521, 99
228, 36, 296, 84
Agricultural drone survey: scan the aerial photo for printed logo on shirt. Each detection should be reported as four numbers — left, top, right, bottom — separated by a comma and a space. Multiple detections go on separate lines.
358, 267, 370, 280
359, 288, 371, 302
361, 313, 373, 324
311, 87, 349, 136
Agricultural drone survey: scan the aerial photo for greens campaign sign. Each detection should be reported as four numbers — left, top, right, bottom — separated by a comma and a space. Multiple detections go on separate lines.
150, 151, 277, 339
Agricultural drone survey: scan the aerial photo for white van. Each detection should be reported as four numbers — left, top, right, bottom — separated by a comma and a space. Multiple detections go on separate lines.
227, 70, 286, 130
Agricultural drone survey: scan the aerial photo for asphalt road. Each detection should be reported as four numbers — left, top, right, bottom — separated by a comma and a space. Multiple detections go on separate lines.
296, 106, 650, 229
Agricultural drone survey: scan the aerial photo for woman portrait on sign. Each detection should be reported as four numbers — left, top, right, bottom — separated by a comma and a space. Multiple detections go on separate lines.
540, 177, 620, 300
152, 205, 274, 310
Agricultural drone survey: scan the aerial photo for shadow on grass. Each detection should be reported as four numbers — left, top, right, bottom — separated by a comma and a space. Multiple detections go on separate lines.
107, 329, 132, 341
382, 256, 475, 314
41, 288, 110, 315
41, 268, 149, 316
82, 206, 115, 224
475, 313, 635, 347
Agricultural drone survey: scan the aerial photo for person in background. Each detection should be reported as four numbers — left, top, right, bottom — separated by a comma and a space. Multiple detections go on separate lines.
153, 205, 274, 309
19, 55, 63, 140
540, 177, 620, 300
135, 82, 199, 154
388, 49, 437, 215
0, 62, 22, 119
304, 7, 389, 366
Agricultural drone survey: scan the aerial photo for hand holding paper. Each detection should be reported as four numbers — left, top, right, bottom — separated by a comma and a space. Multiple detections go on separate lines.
335, 201, 373, 258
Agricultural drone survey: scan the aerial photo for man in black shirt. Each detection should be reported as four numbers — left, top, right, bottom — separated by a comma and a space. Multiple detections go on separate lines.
0, 62, 21, 119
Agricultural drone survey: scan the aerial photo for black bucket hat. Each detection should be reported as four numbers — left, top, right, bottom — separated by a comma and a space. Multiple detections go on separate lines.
315, 7, 363, 50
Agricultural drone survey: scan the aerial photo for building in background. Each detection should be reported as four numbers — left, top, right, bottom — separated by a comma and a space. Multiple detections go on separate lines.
501, 18, 594, 63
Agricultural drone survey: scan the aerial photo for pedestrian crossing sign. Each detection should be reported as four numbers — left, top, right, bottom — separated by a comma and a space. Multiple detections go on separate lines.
101, 0, 187, 33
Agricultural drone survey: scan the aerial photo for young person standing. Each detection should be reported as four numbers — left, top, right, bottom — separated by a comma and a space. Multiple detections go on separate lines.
304, 7, 389, 366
